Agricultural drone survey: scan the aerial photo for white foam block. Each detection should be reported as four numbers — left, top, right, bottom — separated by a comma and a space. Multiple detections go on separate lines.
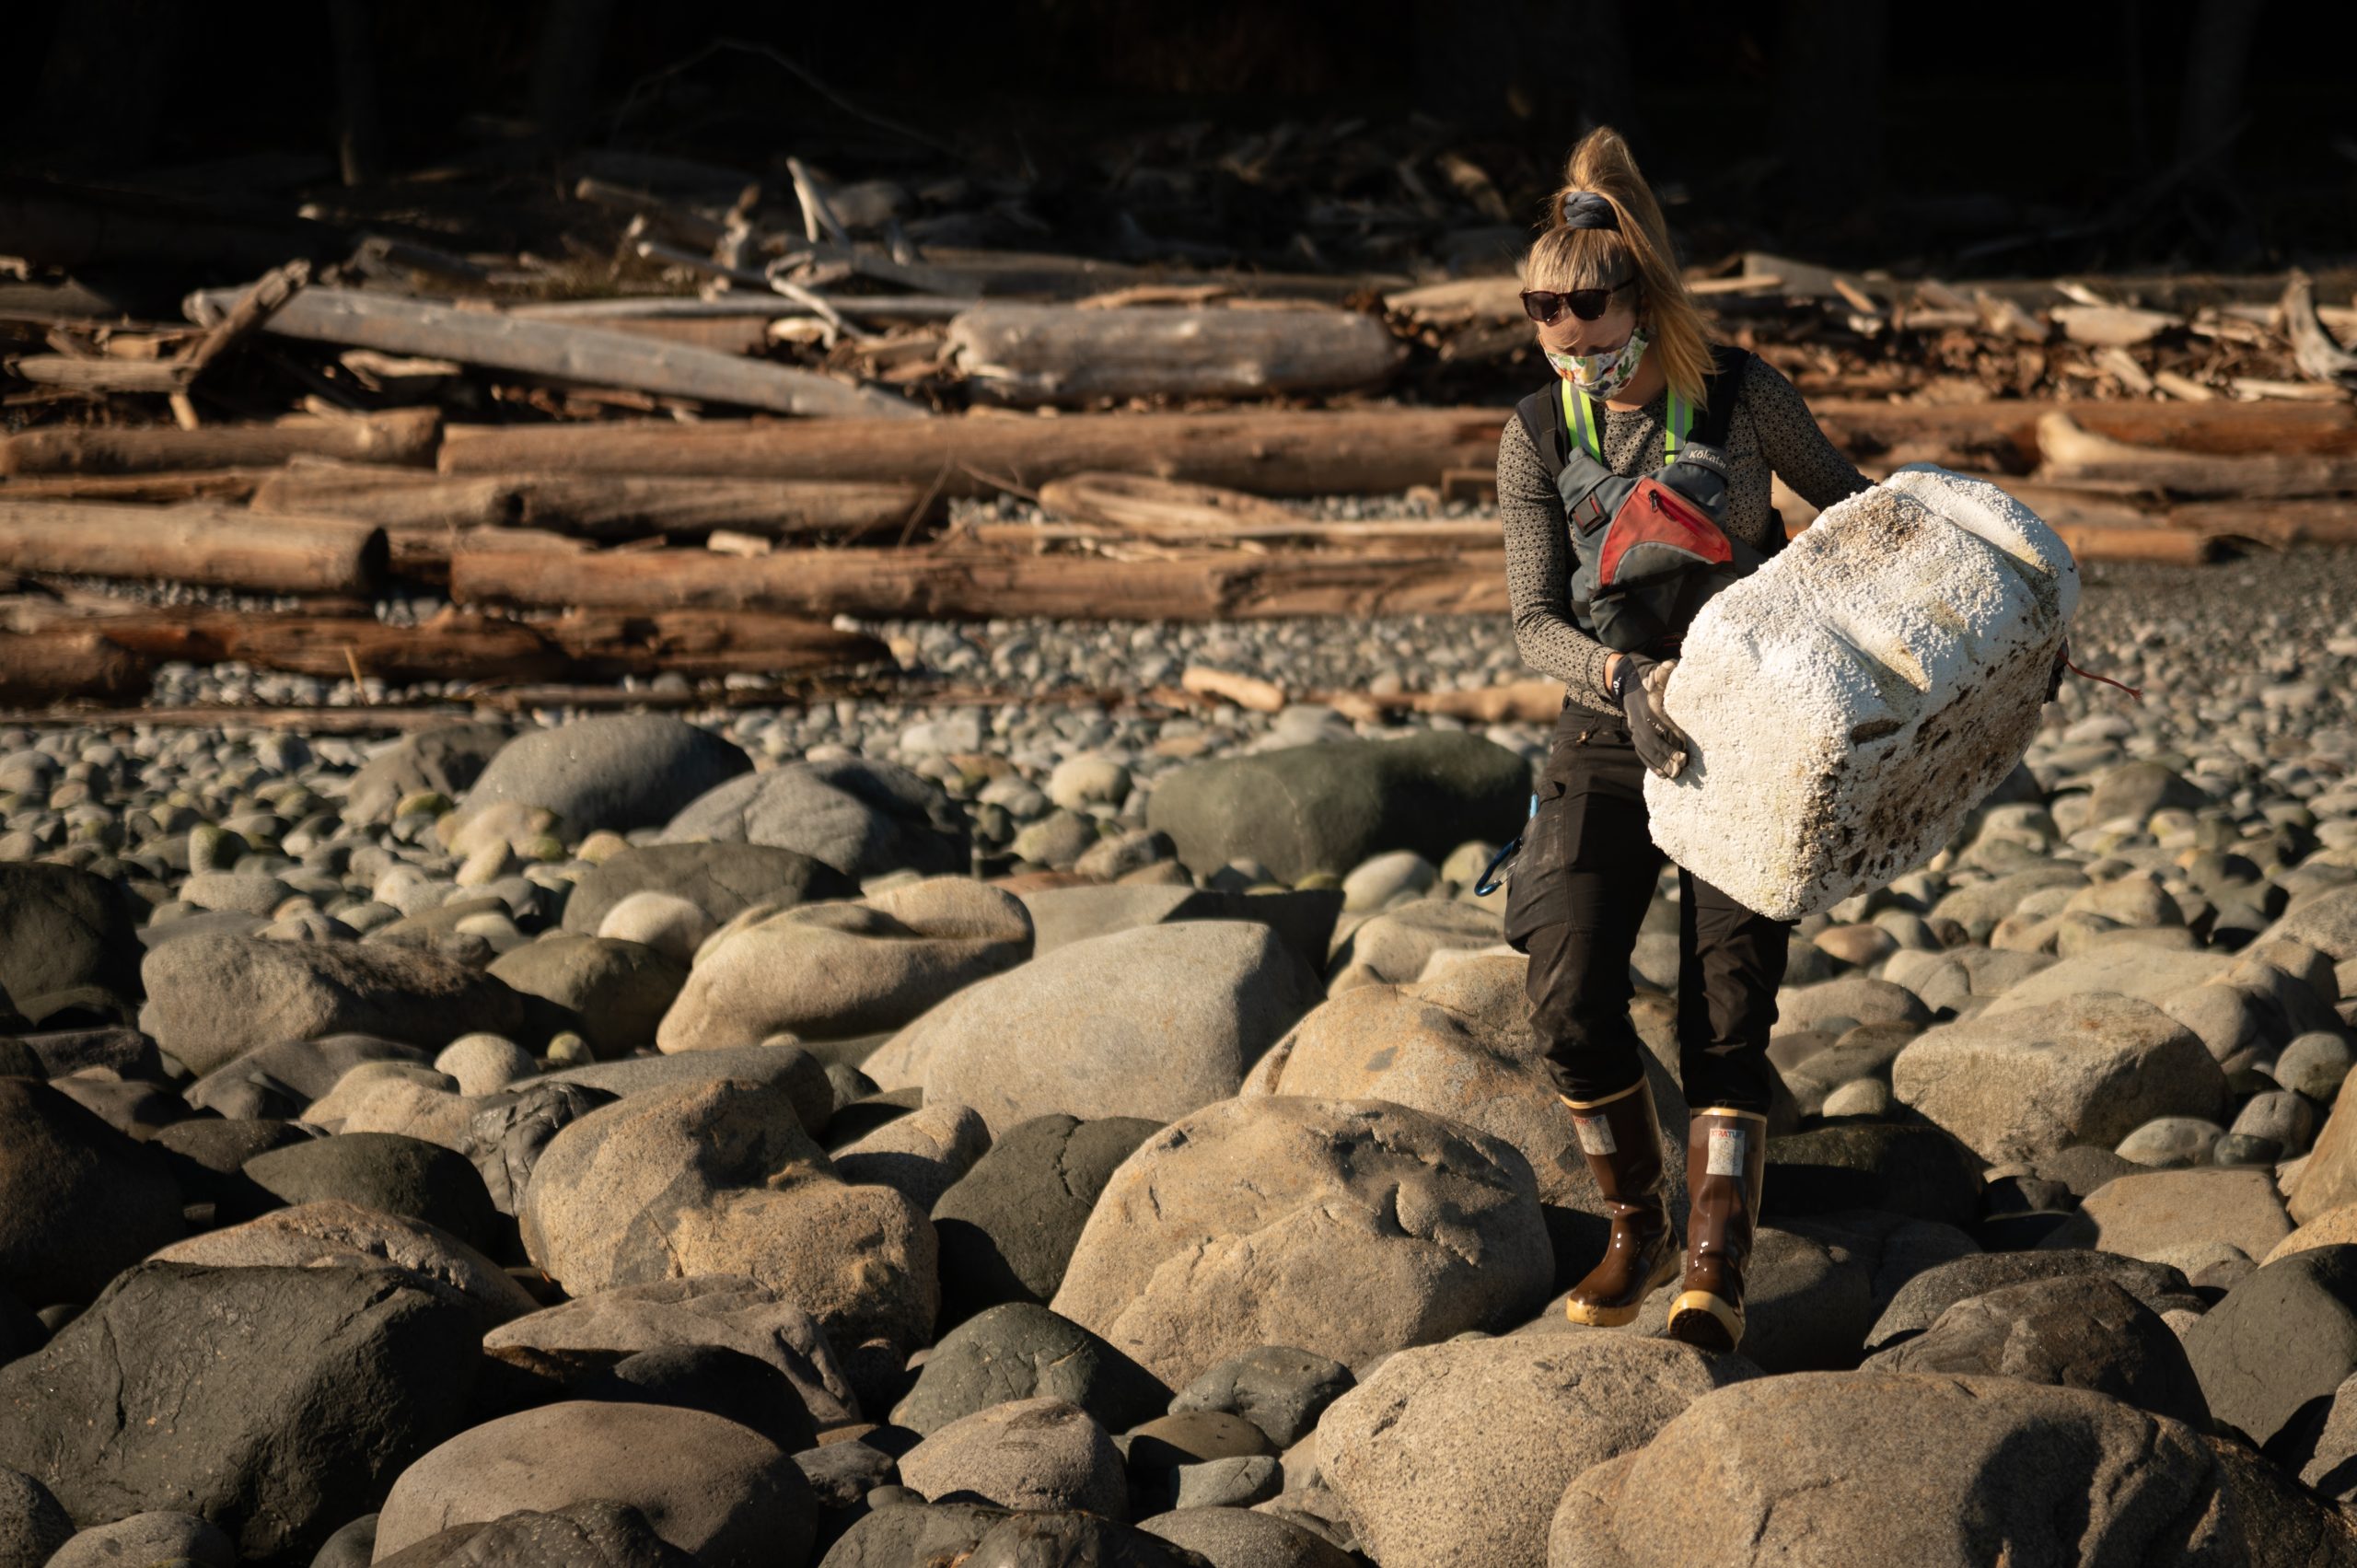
1644, 465, 2079, 920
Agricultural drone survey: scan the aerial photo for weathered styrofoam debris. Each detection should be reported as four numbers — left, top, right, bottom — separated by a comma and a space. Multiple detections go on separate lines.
1644, 464, 2079, 920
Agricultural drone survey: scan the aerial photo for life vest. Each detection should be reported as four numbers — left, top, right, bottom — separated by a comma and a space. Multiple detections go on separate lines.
1514, 343, 1782, 656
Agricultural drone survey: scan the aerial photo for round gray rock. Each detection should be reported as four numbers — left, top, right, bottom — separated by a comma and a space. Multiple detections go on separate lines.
1052, 1097, 1554, 1387
896, 1397, 1126, 1518
375, 1400, 812, 1568
456, 715, 751, 837
868, 920, 1321, 1135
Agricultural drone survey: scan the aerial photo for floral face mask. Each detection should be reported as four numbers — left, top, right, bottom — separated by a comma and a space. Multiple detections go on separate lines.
1545, 322, 1650, 401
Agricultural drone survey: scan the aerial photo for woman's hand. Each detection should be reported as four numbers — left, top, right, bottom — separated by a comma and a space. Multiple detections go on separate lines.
1613, 653, 1691, 779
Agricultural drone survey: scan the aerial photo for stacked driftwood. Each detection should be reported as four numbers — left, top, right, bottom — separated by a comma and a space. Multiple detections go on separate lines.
6, 387, 2357, 707
4, 143, 2357, 713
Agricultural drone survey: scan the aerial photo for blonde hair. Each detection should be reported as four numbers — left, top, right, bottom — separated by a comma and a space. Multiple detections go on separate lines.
1520, 126, 1716, 408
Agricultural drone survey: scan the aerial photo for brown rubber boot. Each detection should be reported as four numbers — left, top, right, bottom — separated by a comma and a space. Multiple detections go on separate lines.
1560, 1079, 1679, 1327
1667, 1106, 1769, 1352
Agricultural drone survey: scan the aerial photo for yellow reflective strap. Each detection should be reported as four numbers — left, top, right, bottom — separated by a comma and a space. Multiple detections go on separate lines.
1666, 391, 1688, 460
1561, 379, 1601, 461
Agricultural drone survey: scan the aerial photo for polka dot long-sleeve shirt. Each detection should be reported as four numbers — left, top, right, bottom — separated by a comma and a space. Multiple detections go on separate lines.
1497, 353, 1871, 714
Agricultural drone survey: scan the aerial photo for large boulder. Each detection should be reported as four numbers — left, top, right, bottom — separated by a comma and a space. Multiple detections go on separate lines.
656, 878, 1032, 1052
1865, 1249, 2203, 1353
518, 1076, 937, 1354
139, 935, 526, 1074
1140, 1508, 1353, 1568
242, 1131, 501, 1254
1550, 1371, 2357, 1567
45, 1510, 237, 1568
892, 1303, 1170, 1436
1144, 731, 1529, 885
2044, 1167, 2293, 1265
1861, 1274, 2209, 1426
1321, 1336, 1749, 1568
897, 1398, 1126, 1518
484, 1275, 856, 1426
343, 722, 511, 825
0, 1080, 182, 1306
1890, 993, 2225, 1162
374, 1400, 812, 1568
1051, 1097, 1553, 1387
2183, 1246, 2357, 1448
488, 936, 686, 1059
152, 1200, 534, 1325
0, 863, 140, 1007
371, 1501, 693, 1568
931, 1114, 1164, 1326
1242, 953, 1688, 1265
866, 922, 1319, 1135
0, 1262, 477, 1562
560, 842, 856, 936
452, 715, 750, 839
1642, 468, 2076, 920
658, 755, 967, 880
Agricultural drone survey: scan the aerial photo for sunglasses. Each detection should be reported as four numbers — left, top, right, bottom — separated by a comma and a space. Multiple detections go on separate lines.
1520, 276, 1638, 325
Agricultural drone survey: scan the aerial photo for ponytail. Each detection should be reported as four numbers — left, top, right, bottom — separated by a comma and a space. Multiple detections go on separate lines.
1520, 126, 1716, 408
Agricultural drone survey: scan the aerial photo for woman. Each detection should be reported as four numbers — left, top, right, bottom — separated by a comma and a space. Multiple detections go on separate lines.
1497, 126, 1870, 1353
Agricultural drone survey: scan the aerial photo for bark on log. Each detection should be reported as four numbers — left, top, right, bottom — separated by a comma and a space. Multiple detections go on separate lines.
0, 628, 153, 703
0, 502, 386, 593
250, 464, 928, 540
438, 408, 1506, 495
0, 408, 438, 475
946, 302, 1403, 405
184, 285, 923, 420
451, 543, 1509, 620
2034, 411, 2357, 498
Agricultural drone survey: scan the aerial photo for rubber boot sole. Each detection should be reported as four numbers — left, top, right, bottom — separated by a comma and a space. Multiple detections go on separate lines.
1562, 1247, 1680, 1328
1666, 1289, 1743, 1352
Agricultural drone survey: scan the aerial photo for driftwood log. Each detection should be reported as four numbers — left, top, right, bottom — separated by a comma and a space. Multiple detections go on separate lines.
250, 464, 930, 540
438, 408, 1505, 494
2034, 412, 2357, 499
431, 400, 2356, 495
0, 628, 154, 703
946, 302, 1403, 405
184, 285, 924, 420
0, 502, 386, 593
0, 600, 887, 689
451, 541, 1510, 620
0, 409, 439, 476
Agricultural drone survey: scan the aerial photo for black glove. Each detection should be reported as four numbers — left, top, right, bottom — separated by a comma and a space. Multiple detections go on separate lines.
1614, 653, 1692, 780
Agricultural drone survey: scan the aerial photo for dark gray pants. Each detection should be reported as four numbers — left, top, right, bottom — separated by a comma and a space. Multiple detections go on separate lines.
1503, 707, 1790, 1115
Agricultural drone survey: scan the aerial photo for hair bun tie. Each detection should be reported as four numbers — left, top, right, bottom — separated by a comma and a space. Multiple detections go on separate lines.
1561, 191, 1620, 231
